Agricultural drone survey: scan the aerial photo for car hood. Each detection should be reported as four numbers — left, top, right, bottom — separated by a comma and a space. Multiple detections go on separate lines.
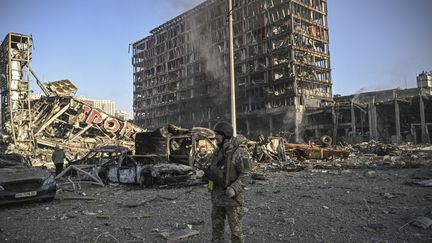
0, 166, 51, 184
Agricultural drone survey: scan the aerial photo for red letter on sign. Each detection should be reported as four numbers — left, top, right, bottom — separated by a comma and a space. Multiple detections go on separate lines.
79, 105, 92, 123
104, 117, 121, 133
121, 123, 136, 138
86, 109, 103, 125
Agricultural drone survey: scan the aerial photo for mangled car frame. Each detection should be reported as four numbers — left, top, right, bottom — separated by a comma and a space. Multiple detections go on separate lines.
68, 125, 216, 186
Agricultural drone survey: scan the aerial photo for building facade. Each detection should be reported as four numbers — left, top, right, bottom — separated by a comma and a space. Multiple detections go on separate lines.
334, 84, 432, 144
133, 0, 332, 140
417, 70, 432, 89
115, 110, 130, 121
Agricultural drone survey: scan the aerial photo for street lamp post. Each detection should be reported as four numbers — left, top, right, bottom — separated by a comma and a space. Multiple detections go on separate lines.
228, 0, 237, 137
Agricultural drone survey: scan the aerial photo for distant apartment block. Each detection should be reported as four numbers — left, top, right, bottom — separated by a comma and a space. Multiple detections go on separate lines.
115, 110, 130, 121
76, 96, 116, 116
417, 70, 432, 89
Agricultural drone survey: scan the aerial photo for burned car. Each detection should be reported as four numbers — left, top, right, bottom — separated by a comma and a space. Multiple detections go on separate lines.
71, 145, 203, 186
0, 153, 56, 205
135, 124, 217, 166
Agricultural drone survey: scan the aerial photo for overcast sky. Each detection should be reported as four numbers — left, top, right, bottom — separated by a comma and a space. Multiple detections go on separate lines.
1, 0, 431, 114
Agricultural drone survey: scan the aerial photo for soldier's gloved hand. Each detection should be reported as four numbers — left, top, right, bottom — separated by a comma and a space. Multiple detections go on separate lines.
225, 186, 236, 198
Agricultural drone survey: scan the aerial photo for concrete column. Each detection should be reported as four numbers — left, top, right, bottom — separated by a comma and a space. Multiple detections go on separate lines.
246, 117, 250, 136
351, 101, 356, 136
295, 110, 304, 143
420, 92, 429, 143
368, 99, 378, 140
332, 106, 338, 144
394, 100, 401, 144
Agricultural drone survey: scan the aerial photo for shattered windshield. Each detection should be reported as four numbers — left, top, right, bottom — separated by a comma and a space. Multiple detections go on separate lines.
0, 154, 29, 168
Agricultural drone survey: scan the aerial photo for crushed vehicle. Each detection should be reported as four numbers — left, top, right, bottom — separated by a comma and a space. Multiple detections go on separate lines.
65, 125, 217, 187
135, 124, 217, 166
69, 144, 203, 187
0, 153, 56, 205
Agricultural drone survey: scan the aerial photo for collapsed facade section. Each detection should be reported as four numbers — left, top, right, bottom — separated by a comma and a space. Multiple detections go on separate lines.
133, 0, 332, 141
0, 33, 35, 150
334, 82, 432, 144
0, 33, 145, 164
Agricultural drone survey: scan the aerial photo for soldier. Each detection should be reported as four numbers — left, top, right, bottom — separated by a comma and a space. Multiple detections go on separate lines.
206, 121, 251, 243
52, 145, 65, 176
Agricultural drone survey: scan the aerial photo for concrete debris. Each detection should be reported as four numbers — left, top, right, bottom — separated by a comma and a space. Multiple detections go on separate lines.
251, 135, 350, 171
159, 228, 200, 242
410, 216, 432, 229
414, 179, 432, 187
352, 140, 401, 156
364, 170, 377, 178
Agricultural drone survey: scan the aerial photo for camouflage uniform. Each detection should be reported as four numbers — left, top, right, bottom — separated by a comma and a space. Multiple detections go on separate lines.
208, 135, 251, 243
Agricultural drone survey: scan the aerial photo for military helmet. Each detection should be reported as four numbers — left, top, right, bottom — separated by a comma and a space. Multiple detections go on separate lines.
213, 121, 233, 139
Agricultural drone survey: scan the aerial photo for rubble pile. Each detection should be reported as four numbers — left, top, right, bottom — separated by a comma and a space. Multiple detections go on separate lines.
250, 138, 432, 172
0, 33, 145, 166
250, 136, 350, 172
351, 140, 402, 156
5, 94, 145, 166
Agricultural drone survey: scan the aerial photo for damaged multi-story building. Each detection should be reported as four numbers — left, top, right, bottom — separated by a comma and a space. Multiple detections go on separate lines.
132, 0, 332, 141
333, 71, 432, 145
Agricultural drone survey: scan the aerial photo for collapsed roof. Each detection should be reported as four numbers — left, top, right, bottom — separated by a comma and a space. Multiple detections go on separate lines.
0, 33, 145, 165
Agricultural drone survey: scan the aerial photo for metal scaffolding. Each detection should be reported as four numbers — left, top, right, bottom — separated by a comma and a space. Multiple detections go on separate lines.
0, 33, 35, 151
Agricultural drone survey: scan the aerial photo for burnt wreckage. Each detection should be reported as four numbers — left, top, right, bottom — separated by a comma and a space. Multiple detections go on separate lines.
0, 32, 350, 183
0, 33, 145, 164
1, 31, 427, 189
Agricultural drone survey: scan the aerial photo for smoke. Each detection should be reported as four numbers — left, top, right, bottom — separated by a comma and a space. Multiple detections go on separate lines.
167, 0, 230, 115
183, 0, 230, 110
188, 10, 227, 82
281, 106, 306, 142
352, 88, 366, 103
167, 0, 206, 13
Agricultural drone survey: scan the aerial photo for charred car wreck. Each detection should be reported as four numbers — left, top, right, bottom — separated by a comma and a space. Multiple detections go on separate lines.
65, 125, 217, 187
69, 142, 205, 187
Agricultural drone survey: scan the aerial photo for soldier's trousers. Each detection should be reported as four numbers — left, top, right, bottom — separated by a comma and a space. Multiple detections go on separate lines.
211, 204, 244, 243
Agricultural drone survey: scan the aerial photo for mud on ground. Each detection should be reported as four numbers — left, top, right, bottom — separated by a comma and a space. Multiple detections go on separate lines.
1, 167, 432, 242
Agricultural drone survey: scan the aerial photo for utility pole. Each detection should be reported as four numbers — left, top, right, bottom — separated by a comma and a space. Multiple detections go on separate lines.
228, 0, 237, 137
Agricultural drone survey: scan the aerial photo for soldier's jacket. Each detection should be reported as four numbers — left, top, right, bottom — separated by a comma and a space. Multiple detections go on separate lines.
209, 135, 251, 207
